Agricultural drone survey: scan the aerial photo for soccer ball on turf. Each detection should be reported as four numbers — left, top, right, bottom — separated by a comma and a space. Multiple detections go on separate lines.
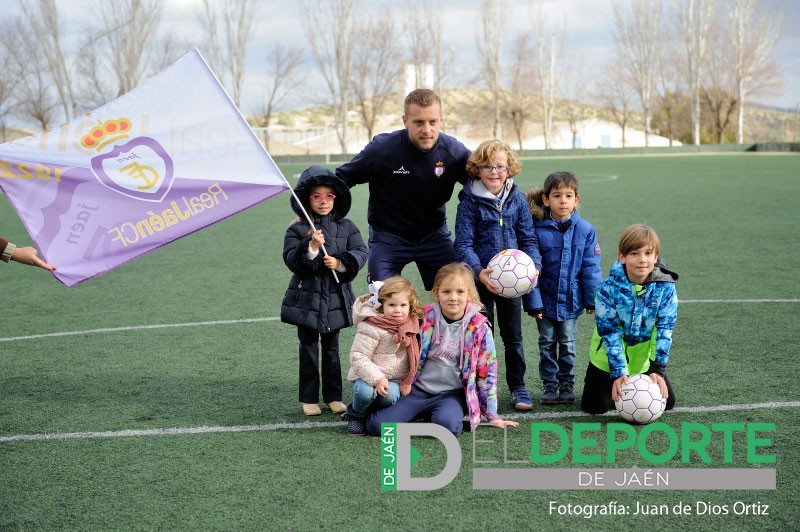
486, 249, 538, 298
614, 373, 667, 424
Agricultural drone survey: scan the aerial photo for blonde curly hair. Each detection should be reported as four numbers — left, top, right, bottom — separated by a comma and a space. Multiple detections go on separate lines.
465, 139, 522, 178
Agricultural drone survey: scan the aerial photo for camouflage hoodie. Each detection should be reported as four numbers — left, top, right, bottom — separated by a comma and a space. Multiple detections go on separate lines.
589, 257, 679, 379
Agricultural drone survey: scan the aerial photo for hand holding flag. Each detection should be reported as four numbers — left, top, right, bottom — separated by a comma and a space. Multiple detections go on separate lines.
0, 49, 291, 286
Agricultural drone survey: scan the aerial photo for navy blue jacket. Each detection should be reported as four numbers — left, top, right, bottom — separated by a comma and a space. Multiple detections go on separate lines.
336, 129, 470, 242
531, 209, 602, 321
454, 178, 541, 310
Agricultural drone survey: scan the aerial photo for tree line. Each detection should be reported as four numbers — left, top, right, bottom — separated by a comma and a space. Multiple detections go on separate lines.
0, 0, 787, 149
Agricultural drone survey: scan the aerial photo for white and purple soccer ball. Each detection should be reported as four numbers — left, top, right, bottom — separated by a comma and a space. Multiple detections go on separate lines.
486, 249, 539, 299
614, 373, 667, 424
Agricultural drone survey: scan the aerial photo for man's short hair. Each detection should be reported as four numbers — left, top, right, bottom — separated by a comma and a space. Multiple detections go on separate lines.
404, 89, 442, 115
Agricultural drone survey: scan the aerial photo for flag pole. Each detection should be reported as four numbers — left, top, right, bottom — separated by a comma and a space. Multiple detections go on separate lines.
190, 49, 341, 284
285, 187, 340, 283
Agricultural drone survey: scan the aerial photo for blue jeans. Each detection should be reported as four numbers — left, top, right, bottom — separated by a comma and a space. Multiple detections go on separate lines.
365, 385, 467, 436
351, 379, 401, 414
537, 316, 577, 385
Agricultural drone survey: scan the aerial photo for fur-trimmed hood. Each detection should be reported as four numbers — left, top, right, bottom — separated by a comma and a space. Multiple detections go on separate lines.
290, 165, 352, 220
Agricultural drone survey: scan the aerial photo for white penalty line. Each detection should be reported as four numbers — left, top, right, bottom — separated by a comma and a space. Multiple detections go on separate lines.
1, 401, 797, 444
2, 298, 798, 343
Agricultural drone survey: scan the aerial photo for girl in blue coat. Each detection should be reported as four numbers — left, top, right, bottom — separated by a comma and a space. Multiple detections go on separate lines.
528, 171, 602, 404
454, 140, 541, 411
281, 166, 368, 416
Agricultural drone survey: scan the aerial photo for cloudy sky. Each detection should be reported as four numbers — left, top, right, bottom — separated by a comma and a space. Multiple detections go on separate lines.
7, 0, 799, 116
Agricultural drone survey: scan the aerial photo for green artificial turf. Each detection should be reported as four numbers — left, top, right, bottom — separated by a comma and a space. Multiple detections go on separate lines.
1, 153, 799, 531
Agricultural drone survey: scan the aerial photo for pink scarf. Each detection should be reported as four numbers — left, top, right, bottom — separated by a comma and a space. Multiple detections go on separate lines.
365, 315, 421, 395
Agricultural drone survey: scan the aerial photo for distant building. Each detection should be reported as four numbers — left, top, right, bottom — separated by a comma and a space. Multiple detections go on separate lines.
523, 119, 682, 150
402, 63, 434, 95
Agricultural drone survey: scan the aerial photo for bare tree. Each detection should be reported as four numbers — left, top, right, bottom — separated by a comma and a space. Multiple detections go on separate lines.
75, 36, 116, 109
76, 0, 177, 108
4, 24, 58, 130
17, 68, 59, 131
404, 0, 454, 96
530, 4, 564, 150
729, 0, 784, 143
654, 38, 682, 146
301, 0, 359, 153
255, 44, 304, 150
596, 56, 635, 148
152, 34, 189, 72
17, 0, 77, 121
0, 19, 21, 140
612, 0, 663, 147
674, 0, 716, 145
92, 0, 165, 97
199, 0, 258, 107
351, 14, 403, 141
562, 63, 587, 150
405, 0, 432, 89
477, 0, 508, 139
702, 18, 738, 143
502, 33, 537, 150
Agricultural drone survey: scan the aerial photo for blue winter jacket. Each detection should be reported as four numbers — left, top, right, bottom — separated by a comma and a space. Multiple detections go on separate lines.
454, 178, 541, 310
530, 209, 602, 321
590, 258, 679, 378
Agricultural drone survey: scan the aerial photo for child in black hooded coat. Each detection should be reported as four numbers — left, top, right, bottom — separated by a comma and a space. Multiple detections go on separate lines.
281, 166, 368, 416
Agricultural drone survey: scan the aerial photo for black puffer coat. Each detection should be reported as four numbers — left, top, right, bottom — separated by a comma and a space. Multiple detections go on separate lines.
280, 166, 368, 333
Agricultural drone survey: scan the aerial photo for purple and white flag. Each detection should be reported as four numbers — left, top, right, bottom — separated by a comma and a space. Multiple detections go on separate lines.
0, 49, 289, 287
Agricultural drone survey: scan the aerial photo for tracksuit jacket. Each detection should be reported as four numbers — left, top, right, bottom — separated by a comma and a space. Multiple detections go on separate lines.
336, 129, 470, 242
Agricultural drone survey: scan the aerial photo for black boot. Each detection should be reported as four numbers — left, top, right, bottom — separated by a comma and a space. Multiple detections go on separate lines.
345, 404, 366, 436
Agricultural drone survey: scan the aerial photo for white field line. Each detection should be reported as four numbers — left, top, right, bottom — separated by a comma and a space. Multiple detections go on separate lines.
0, 317, 281, 342
579, 174, 619, 183
1, 298, 797, 343
1, 401, 797, 444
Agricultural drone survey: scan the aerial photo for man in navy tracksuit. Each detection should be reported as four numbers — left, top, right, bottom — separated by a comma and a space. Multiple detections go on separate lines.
336, 89, 470, 291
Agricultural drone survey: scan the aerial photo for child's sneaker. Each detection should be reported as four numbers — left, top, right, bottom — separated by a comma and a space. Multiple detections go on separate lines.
540, 383, 559, 405
558, 382, 575, 404
511, 387, 533, 411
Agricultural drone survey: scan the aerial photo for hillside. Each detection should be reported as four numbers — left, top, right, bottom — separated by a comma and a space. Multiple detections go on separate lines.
255, 89, 798, 154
